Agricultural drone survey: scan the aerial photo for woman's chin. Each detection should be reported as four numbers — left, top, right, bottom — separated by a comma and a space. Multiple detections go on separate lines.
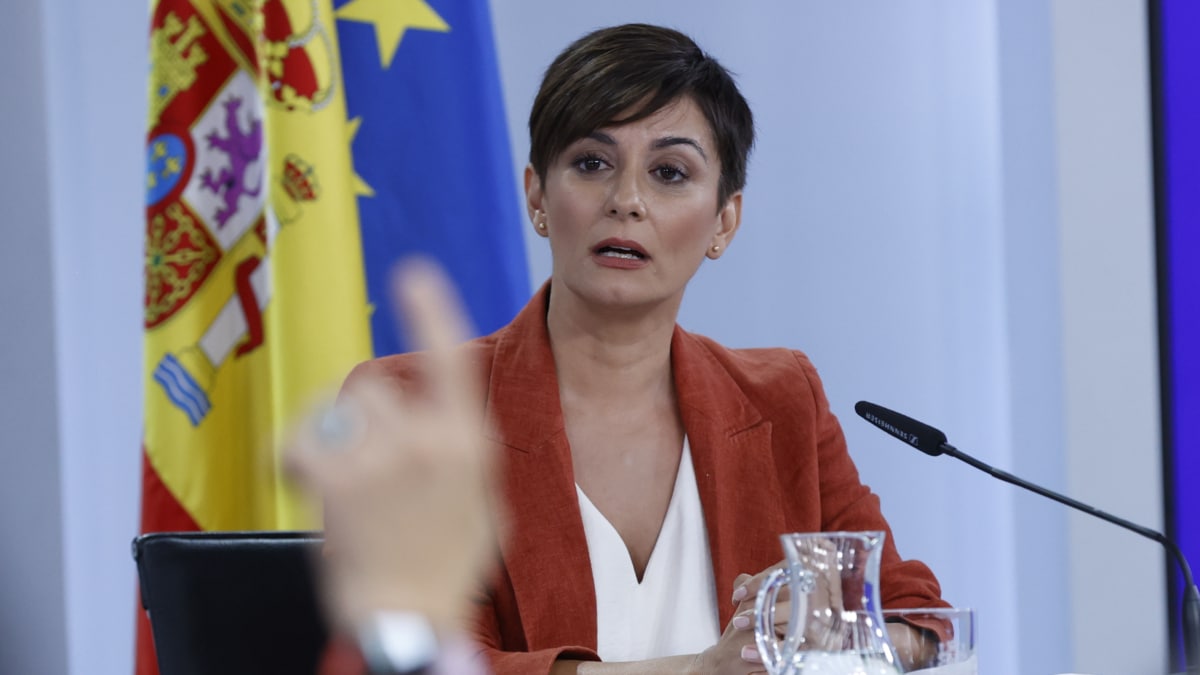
558, 279, 685, 317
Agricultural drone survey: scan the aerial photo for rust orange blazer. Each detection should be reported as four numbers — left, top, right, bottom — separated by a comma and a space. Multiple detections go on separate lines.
344, 283, 946, 675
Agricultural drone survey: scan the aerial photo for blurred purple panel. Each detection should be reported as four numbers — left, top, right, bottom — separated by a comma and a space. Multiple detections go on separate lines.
1159, 0, 1200, 666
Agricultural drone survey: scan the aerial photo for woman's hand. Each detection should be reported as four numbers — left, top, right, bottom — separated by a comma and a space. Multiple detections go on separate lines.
688, 562, 787, 675
886, 621, 940, 670
689, 616, 767, 675
284, 261, 495, 635
729, 562, 787, 614
729, 544, 849, 653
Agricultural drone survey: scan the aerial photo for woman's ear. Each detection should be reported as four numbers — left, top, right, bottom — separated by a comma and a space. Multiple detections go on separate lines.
708, 192, 742, 258
524, 165, 543, 223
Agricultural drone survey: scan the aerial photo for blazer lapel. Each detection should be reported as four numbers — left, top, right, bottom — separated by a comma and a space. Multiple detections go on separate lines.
672, 329, 788, 627
483, 285, 598, 651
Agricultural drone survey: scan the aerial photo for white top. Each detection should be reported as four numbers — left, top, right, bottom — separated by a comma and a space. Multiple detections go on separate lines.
575, 438, 720, 663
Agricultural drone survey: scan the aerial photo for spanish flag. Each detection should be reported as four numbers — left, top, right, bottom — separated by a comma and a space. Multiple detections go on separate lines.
139, 0, 527, 671
140, 0, 372, 670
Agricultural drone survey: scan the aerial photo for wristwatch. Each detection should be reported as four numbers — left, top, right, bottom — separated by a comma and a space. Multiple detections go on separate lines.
357, 611, 440, 675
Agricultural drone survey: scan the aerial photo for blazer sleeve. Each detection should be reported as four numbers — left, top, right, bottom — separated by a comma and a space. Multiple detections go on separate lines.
793, 351, 948, 610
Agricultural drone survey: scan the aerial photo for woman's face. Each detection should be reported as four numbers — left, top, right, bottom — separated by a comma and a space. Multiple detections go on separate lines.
526, 96, 741, 314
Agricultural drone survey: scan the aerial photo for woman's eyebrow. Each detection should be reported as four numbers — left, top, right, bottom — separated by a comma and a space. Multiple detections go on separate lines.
583, 131, 708, 163
652, 136, 707, 162
586, 131, 617, 145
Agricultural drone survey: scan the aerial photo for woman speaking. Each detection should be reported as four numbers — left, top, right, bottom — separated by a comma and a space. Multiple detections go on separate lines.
330, 23, 947, 675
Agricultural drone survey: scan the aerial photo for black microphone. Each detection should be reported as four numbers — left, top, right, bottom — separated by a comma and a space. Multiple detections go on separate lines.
853, 401, 949, 456
855, 400, 1200, 674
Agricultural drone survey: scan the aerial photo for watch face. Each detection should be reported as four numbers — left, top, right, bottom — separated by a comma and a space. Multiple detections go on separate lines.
359, 612, 439, 674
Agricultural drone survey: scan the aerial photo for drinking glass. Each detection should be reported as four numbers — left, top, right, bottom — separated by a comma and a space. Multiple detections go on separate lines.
882, 607, 976, 674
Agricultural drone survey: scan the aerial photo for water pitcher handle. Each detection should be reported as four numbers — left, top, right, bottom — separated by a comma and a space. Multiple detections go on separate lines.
754, 567, 789, 674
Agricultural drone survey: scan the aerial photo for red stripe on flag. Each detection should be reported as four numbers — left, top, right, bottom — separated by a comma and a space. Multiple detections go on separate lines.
139, 447, 200, 533
135, 446, 201, 674
135, 600, 159, 675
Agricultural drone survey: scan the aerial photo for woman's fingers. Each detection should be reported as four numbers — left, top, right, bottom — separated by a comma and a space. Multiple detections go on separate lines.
731, 573, 754, 605
729, 539, 858, 654
730, 560, 787, 609
698, 611, 770, 675
729, 598, 791, 634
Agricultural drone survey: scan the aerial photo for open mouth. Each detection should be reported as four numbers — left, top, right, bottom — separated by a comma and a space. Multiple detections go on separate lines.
593, 239, 649, 261
596, 245, 646, 260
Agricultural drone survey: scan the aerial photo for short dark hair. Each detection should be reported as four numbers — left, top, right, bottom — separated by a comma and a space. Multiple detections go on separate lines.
528, 24, 755, 209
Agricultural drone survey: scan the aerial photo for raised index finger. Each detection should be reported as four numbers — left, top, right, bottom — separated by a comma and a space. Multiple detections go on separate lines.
390, 259, 480, 420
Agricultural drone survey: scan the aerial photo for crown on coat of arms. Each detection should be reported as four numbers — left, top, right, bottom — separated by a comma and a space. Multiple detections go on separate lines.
148, 13, 209, 130
282, 154, 319, 202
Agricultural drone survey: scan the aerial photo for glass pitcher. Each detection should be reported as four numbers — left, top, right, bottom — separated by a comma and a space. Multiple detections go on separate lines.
755, 531, 901, 675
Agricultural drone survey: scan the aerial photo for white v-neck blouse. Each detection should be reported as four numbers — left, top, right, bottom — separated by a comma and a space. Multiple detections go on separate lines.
575, 438, 720, 663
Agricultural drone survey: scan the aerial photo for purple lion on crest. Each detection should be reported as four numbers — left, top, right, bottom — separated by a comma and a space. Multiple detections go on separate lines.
199, 96, 263, 228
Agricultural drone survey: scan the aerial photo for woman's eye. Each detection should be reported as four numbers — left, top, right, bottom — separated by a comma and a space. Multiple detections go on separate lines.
654, 164, 687, 182
575, 155, 606, 172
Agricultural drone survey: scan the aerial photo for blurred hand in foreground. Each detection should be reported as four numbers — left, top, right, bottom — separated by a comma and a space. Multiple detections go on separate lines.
284, 260, 495, 635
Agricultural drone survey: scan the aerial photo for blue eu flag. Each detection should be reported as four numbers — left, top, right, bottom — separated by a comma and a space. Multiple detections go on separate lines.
334, 0, 529, 355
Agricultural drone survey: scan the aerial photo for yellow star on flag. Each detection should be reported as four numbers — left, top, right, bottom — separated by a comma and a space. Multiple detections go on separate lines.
335, 0, 450, 70
346, 116, 375, 197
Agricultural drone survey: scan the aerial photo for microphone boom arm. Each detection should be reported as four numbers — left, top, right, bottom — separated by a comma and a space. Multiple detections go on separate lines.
939, 441, 1197, 594
856, 400, 1200, 673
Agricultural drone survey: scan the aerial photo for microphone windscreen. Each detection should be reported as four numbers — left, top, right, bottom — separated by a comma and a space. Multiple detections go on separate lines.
854, 401, 948, 456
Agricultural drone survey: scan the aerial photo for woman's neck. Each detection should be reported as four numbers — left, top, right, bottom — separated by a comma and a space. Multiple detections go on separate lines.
545, 284, 680, 405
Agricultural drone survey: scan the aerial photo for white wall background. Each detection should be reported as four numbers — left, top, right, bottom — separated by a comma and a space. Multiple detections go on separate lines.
0, 1, 1165, 673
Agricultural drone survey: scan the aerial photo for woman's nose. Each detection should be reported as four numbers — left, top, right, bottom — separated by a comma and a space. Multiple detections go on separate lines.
606, 169, 645, 220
